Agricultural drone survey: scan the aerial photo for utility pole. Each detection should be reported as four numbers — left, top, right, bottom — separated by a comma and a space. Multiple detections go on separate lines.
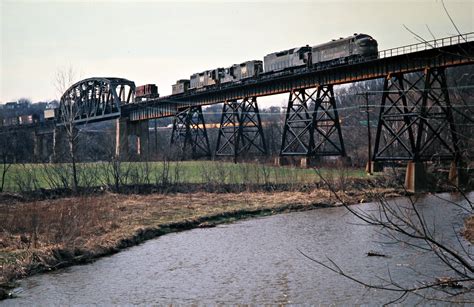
358, 92, 376, 175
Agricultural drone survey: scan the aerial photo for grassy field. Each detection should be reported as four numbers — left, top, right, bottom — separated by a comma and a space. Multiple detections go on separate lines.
1, 160, 368, 193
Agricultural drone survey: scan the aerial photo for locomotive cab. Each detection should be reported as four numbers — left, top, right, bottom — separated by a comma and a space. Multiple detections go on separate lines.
353, 34, 378, 59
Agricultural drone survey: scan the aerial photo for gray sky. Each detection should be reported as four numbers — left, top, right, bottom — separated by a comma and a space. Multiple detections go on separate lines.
1, 0, 473, 103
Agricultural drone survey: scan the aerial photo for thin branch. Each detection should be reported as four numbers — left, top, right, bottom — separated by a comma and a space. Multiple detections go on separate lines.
441, 0, 466, 42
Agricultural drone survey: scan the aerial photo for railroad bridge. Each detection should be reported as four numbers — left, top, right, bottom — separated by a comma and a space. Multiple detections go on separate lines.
1, 33, 473, 192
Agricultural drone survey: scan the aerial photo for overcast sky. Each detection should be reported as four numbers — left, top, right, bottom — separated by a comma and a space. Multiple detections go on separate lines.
1, 0, 473, 104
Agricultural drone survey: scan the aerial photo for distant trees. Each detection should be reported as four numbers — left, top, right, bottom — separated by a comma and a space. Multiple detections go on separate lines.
336, 80, 383, 167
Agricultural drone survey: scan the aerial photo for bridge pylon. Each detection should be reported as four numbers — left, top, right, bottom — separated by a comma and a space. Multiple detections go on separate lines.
115, 118, 149, 160
34, 128, 54, 163
215, 97, 267, 162
279, 85, 346, 167
372, 68, 461, 192
170, 106, 211, 159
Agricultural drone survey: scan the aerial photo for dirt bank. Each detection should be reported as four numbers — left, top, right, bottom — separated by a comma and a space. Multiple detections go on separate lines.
463, 215, 474, 244
0, 180, 400, 299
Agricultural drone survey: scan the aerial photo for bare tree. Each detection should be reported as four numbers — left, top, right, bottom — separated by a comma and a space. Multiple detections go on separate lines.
54, 66, 81, 193
0, 135, 13, 192
305, 22, 473, 307
301, 2, 474, 302
302, 168, 473, 303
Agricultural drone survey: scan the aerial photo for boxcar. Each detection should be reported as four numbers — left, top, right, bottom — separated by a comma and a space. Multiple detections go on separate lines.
136, 84, 159, 99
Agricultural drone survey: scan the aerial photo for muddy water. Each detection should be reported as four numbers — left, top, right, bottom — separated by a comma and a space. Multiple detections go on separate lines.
4, 193, 473, 305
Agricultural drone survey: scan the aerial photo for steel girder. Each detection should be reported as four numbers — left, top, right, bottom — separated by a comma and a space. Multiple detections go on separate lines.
372, 68, 459, 162
215, 97, 267, 159
170, 106, 211, 158
59, 77, 135, 125
280, 85, 346, 157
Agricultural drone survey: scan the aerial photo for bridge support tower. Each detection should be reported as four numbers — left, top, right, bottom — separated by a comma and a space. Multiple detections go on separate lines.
278, 85, 347, 167
372, 68, 462, 192
170, 106, 211, 159
34, 129, 53, 162
215, 97, 267, 162
52, 126, 69, 162
115, 118, 149, 160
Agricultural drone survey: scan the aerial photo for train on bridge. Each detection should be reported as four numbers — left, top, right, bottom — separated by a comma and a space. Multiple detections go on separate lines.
1, 31, 471, 193
135, 33, 378, 99
170, 33, 378, 94
1, 114, 40, 127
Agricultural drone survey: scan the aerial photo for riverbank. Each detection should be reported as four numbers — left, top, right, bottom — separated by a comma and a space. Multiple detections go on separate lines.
0, 177, 401, 299
463, 215, 474, 243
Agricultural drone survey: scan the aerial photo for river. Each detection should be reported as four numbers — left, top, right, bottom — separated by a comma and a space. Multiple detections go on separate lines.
4, 193, 473, 305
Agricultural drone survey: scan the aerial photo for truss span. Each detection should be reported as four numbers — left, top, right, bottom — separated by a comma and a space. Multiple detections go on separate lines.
59, 77, 135, 125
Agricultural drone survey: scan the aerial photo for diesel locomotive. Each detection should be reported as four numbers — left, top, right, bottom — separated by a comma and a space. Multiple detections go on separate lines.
171, 33, 378, 94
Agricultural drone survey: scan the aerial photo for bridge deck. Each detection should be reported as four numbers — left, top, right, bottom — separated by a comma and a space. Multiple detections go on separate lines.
125, 36, 474, 121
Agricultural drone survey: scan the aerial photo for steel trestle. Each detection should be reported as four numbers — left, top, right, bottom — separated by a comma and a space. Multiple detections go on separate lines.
171, 106, 211, 158
373, 68, 459, 162
280, 85, 346, 157
215, 97, 267, 159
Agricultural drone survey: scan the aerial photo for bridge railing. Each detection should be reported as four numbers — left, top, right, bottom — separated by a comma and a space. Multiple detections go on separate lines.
378, 32, 474, 59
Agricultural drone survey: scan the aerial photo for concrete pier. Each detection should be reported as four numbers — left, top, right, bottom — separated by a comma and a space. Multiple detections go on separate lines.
404, 161, 428, 193
275, 156, 320, 168
52, 126, 66, 162
448, 161, 468, 187
115, 118, 149, 160
365, 161, 383, 174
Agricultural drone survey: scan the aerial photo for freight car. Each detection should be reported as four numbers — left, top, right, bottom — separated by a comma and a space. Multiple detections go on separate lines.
136, 84, 159, 100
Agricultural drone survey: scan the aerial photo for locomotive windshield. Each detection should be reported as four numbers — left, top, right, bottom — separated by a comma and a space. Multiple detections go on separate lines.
355, 34, 371, 39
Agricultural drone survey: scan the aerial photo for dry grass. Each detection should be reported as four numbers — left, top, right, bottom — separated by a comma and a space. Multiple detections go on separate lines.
463, 215, 474, 244
0, 184, 400, 288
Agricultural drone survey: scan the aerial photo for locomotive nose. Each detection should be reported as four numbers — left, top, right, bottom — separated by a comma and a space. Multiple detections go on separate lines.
358, 37, 378, 48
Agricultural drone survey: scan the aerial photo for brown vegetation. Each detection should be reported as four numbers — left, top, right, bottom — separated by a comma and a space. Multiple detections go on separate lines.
0, 180, 400, 295
462, 215, 474, 244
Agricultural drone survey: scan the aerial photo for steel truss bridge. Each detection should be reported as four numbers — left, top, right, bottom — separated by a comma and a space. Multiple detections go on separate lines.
2, 33, 473, 169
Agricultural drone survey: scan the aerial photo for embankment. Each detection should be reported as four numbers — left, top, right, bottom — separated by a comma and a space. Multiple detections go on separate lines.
0, 178, 401, 299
